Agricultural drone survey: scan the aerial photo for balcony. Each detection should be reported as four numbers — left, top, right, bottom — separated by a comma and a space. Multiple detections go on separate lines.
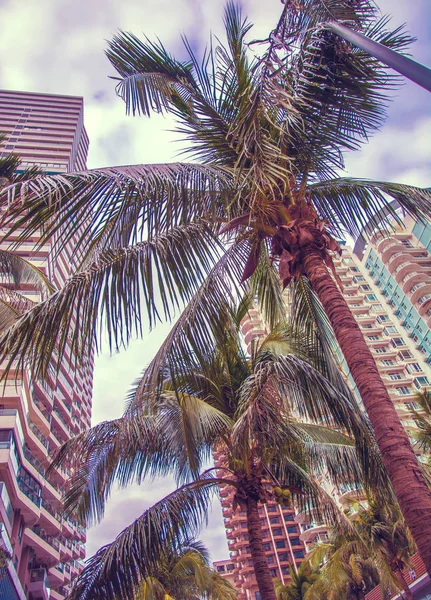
300, 522, 329, 544
29, 395, 51, 436
28, 419, 49, 451
23, 445, 46, 477
24, 526, 60, 566
338, 485, 366, 505
29, 568, 50, 600
56, 372, 73, 398
47, 564, 65, 588
32, 379, 55, 407
17, 471, 42, 508
51, 408, 71, 438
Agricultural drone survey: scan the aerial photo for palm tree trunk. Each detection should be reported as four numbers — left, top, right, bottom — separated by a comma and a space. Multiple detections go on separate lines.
301, 245, 431, 575
246, 496, 277, 600
394, 569, 413, 600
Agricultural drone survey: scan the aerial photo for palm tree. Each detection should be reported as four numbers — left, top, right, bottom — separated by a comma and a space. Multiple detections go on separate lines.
306, 498, 415, 600
131, 539, 237, 600
274, 561, 319, 600
1, 0, 431, 570
52, 304, 386, 600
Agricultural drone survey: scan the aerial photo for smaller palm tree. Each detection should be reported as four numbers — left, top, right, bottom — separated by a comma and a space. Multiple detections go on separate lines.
306, 498, 415, 600
132, 539, 237, 600
274, 561, 319, 600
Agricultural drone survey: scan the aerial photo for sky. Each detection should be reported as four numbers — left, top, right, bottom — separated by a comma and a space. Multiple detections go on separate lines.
1, 0, 430, 564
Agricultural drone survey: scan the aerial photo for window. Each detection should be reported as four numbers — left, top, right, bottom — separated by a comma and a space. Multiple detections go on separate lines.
267, 505, 277, 513
278, 553, 289, 562
414, 377, 429, 390
396, 387, 411, 396
273, 528, 283, 536
388, 373, 402, 380
399, 350, 413, 360
255, 593, 262, 600
406, 363, 422, 374
362, 324, 373, 329
391, 337, 406, 348
366, 294, 377, 301
217, 565, 225, 573
227, 563, 234, 571
275, 540, 286, 549
287, 526, 298, 534
381, 359, 395, 366
360, 285, 371, 291
284, 514, 295, 522
405, 402, 419, 410
368, 336, 380, 341
263, 543, 271, 552
18, 519, 24, 544
270, 568, 278, 578
267, 555, 274, 564
353, 275, 365, 283
400, 240, 414, 248
375, 347, 387, 354
377, 315, 390, 323
290, 537, 301, 546
350, 266, 359, 272
384, 326, 398, 335
293, 551, 304, 559
269, 517, 280, 524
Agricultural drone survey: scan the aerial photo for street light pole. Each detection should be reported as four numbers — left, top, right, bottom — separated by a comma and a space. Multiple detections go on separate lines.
326, 20, 431, 93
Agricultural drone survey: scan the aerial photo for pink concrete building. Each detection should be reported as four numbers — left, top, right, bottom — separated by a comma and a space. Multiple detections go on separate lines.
0, 90, 93, 600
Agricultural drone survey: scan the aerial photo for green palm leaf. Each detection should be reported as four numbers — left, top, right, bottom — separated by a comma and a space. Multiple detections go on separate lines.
66, 474, 225, 600
0, 163, 231, 261
0, 222, 228, 378
309, 178, 431, 238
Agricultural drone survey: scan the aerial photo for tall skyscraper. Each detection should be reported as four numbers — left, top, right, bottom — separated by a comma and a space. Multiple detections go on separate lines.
0, 90, 93, 600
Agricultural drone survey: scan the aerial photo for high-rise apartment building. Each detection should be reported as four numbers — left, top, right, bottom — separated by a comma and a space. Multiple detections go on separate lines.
0, 90, 93, 600
0, 90, 89, 173
215, 215, 431, 594
213, 448, 306, 600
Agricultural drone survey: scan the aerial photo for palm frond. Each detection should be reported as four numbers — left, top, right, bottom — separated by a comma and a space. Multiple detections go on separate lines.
0, 249, 55, 293
309, 178, 431, 238
0, 287, 36, 332
0, 222, 225, 379
127, 239, 250, 411
66, 474, 223, 600
51, 393, 232, 524
281, 15, 413, 180
0, 163, 231, 261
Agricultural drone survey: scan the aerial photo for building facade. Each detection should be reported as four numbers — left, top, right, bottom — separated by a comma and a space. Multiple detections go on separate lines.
0, 90, 93, 600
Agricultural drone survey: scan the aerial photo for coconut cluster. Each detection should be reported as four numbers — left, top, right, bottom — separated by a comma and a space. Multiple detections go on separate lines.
273, 486, 292, 507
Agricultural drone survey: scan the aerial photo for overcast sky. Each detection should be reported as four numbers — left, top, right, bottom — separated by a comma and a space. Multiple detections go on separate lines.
1, 0, 430, 563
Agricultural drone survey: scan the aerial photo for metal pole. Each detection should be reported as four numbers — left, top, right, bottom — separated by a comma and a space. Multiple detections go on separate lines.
326, 21, 431, 93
